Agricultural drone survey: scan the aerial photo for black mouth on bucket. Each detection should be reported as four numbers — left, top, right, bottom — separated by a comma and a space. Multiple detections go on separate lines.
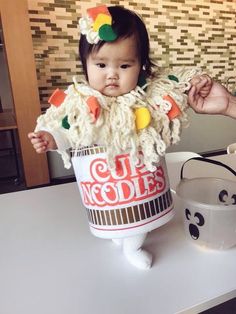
189, 224, 199, 240
186, 208, 205, 240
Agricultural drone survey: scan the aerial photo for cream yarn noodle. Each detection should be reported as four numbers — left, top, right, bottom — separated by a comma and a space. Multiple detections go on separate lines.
35, 67, 202, 171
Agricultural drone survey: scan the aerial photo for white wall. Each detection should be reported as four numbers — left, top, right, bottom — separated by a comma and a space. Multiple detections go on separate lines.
167, 110, 236, 154
47, 151, 74, 179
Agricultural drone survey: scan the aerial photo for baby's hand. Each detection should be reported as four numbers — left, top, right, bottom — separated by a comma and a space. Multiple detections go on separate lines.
28, 131, 57, 153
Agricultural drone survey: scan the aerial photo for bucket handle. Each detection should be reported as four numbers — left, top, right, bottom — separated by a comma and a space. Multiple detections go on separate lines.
180, 157, 236, 180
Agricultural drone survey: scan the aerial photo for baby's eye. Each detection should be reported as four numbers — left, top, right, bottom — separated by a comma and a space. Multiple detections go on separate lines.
96, 63, 106, 68
120, 64, 130, 69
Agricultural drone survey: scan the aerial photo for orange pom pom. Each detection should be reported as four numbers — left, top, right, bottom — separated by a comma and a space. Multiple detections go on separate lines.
86, 96, 101, 122
48, 89, 66, 107
163, 95, 181, 120
87, 5, 110, 21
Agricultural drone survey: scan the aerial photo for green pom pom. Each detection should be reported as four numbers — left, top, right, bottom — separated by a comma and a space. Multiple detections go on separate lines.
99, 24, 117, 42
168, 75, 179, 82
62, 116, 70, 129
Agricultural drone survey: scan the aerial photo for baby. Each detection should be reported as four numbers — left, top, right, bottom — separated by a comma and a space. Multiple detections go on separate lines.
29, 5, 213, 270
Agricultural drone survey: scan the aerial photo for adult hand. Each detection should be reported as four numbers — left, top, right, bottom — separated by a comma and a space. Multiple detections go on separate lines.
188, 76, 231, 116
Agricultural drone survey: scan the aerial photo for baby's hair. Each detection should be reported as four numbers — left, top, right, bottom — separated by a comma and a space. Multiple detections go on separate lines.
79, 5, 153, 80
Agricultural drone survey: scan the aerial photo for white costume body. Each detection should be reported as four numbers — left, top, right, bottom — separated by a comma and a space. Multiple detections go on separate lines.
35, 67, 202, 269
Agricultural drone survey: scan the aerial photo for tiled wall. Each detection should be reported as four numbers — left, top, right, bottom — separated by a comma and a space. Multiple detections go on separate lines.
28, 0, 236, 106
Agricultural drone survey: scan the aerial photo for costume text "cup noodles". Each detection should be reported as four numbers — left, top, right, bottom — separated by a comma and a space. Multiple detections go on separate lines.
80, 153, 166, 208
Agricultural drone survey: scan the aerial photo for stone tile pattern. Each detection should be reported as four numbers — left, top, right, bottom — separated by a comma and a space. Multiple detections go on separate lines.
28, 0, 236, 106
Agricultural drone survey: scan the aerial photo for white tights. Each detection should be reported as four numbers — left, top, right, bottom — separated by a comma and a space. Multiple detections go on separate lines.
112, 233, 152, 270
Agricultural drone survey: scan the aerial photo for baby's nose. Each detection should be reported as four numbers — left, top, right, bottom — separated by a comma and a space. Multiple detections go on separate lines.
107, 68, 118, 79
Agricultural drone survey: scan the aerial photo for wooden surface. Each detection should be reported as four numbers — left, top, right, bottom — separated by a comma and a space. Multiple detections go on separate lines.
0, 0, 50, 187
0, 112, 17, 131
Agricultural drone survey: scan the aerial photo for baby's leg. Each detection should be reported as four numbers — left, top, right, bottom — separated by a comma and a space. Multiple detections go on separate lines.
112, 238, 123, 246
123, 233, 152, 270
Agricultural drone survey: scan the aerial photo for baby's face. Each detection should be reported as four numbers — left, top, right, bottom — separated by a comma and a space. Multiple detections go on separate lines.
86, 36, 141, 97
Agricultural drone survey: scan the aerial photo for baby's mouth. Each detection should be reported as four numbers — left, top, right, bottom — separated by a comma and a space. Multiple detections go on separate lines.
106, 84, 119, 88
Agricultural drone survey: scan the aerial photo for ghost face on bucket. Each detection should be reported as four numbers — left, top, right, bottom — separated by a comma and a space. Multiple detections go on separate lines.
185, 208, 205, 240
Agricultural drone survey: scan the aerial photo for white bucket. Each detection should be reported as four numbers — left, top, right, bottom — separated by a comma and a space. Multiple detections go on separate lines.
176, 157, 236, 250
72, 146, 174, 239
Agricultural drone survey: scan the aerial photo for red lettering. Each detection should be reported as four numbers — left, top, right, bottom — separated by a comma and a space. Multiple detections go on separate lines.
79, 153, 167, 208
80, 169, 166, 207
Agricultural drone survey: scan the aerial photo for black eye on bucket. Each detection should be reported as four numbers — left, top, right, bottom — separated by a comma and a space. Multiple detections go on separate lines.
232, 195, 236, 205
185, 208, 191, 220
219, 189, 228, 203
194, 212, 205, 226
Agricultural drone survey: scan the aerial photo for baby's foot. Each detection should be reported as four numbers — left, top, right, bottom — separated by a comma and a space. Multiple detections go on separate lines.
124, 249, 152, 270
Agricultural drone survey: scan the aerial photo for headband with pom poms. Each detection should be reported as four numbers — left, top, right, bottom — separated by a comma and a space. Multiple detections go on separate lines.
79, 5, 118, 44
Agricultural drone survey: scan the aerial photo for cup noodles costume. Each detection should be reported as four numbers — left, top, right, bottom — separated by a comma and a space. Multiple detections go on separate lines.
34, 5, 203, 268
35, 65, 201, 239
72, 146, 173, 239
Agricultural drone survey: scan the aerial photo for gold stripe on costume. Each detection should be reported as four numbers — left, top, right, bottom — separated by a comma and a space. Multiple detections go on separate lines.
86, 189, 173, 226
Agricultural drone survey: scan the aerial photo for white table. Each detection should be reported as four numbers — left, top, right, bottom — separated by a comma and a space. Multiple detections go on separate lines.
0, 153, 236, 314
